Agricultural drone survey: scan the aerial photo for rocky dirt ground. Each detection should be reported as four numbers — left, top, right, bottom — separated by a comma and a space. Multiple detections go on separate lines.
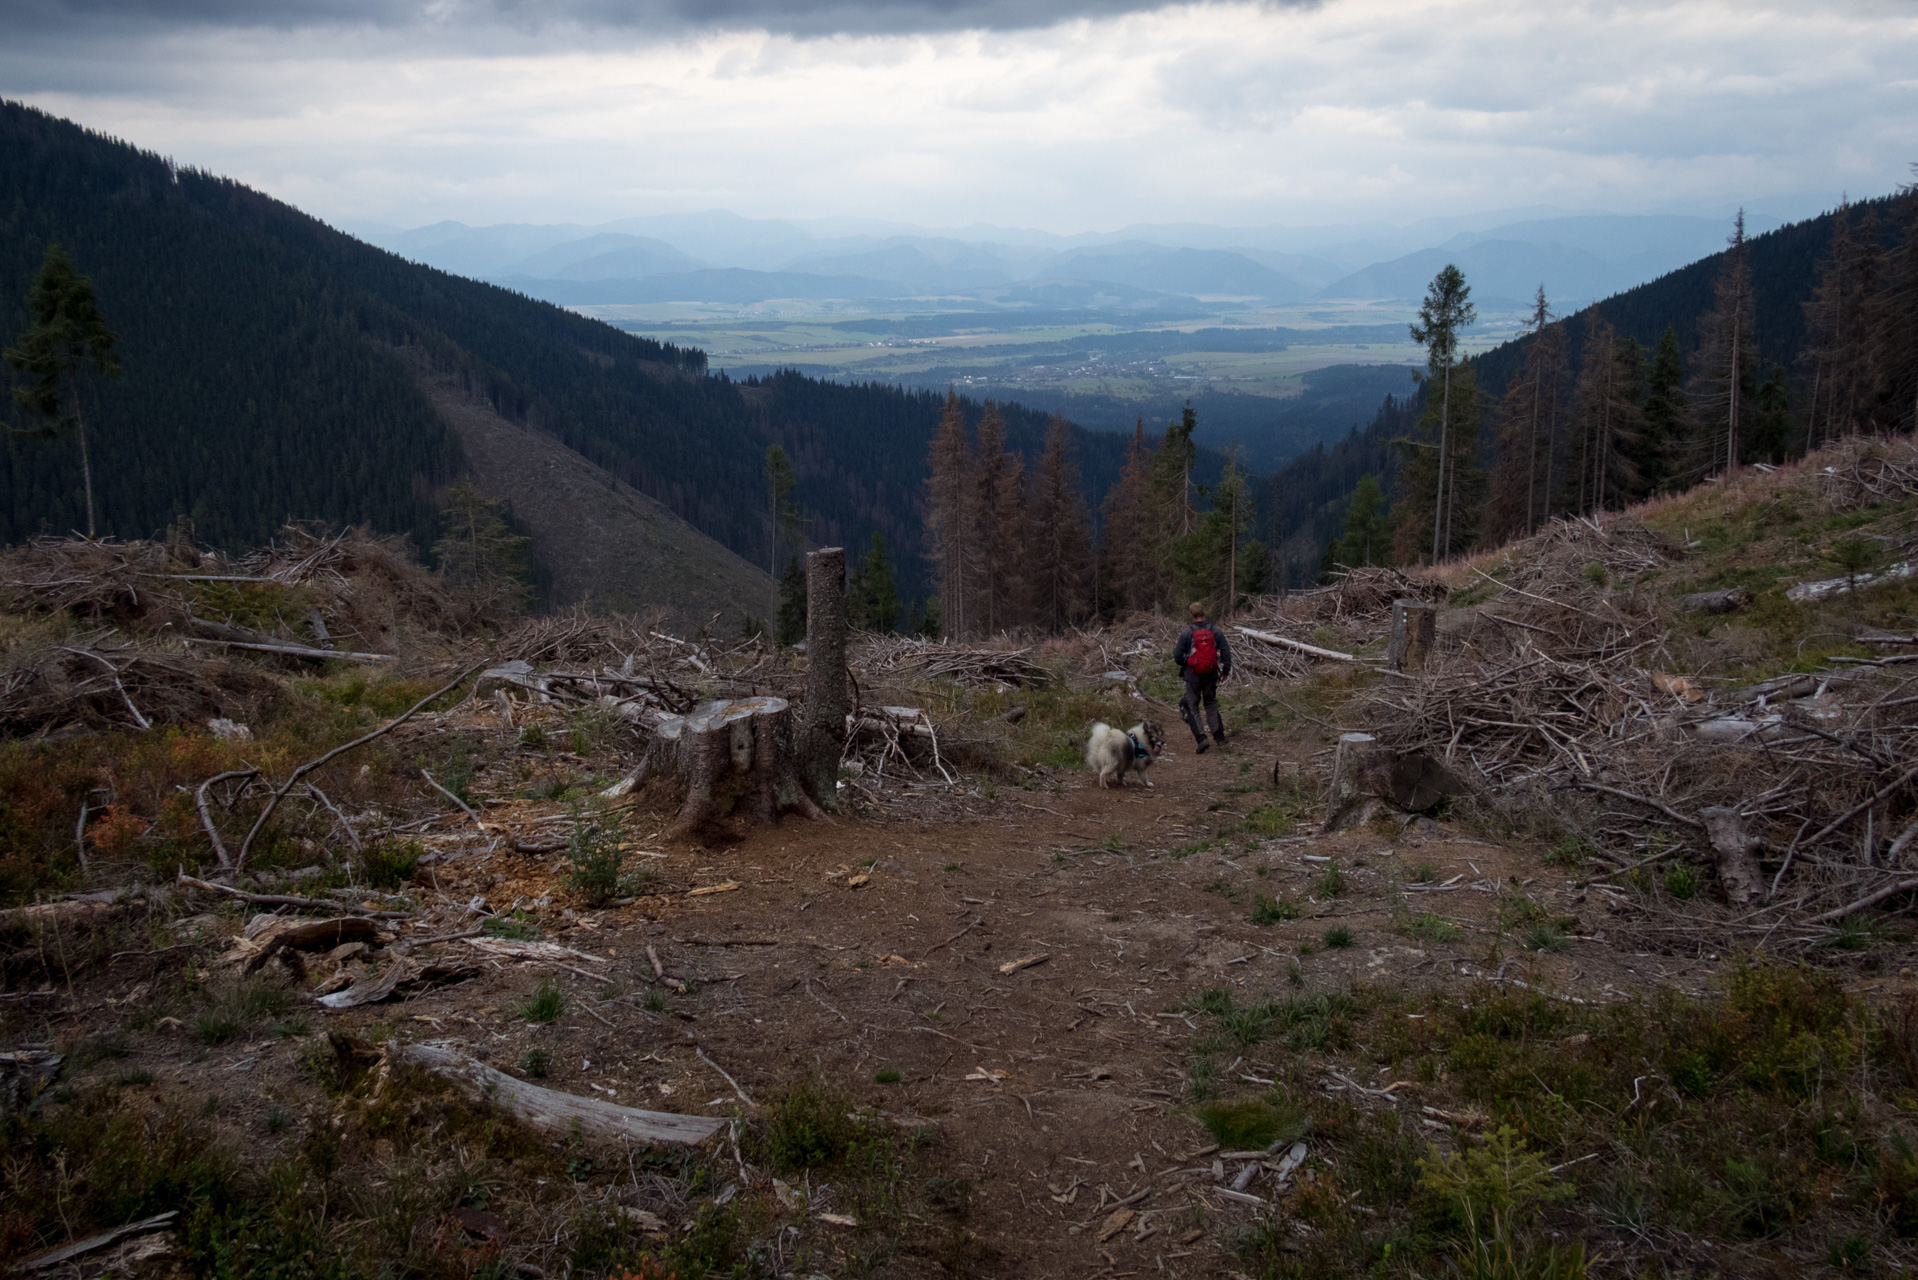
13, 683, 1744, 1280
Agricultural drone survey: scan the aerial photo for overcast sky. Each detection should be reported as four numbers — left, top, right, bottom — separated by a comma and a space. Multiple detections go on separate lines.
3, 0, 1914, 234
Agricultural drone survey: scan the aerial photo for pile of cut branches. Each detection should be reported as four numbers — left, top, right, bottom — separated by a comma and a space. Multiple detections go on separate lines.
1354, 511, 1918, 937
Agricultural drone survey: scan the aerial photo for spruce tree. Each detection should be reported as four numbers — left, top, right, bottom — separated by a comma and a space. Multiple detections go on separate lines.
1029, 414, 1094, 631
924, 390, 973, 638
1331, 474, 1388, 569
971, 402, 1022, 634
1751, 366, 1794, 463
5, 244, 121, 538
763, 444, 802, 620
432, 476, 533, 615
1409, 265, 1477, 561
1483, 288, 1565, 542
1147, 404, 1199, 591
854, 532, 900, 633
1802, 204, 1886, 444
1175, 454, 1263, 609
1639, 327, 1686, 492
1566, 312, 1644, 513
1390, 363, 1482, 562
1872, 174, 1918, 434
1688, 210, 1760, 474
775, 555, 807, 647
1100, 418, 1159, 612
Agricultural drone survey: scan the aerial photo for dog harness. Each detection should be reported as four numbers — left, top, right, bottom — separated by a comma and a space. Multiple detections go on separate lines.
1126, 733, 1149, 760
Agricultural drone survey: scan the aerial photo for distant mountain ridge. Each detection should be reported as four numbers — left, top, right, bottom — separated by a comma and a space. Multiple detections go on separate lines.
359, 208, 1771, 309
0, 99, 1152, 608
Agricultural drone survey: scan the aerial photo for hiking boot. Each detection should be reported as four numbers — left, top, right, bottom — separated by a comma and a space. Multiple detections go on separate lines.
1195, 740, 1210, 755
1213, 733, 1227, 746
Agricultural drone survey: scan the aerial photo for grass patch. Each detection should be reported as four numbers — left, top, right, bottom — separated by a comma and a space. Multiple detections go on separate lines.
193, 977, 294, 1045
517, 977, 565, 1024
874, 1068, 902, 1084
1323, 925, 1355, 949
1399, 911, 1465, 943
1311, 861, 1346, 898
761, 1072, 858, 1171
1249, 893, 1297, 926
1196, 1092, 1309, 1150
483, 912, 540, 941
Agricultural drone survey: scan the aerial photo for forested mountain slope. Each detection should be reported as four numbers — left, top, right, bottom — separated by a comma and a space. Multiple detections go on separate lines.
0, 101, 1128, 603
1470, 196, 1902, 399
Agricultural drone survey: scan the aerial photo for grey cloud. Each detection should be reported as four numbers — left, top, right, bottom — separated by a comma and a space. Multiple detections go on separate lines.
1, 0, 1307, 37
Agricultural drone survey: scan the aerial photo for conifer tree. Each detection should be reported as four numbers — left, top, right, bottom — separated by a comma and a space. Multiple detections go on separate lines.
1639, 327, 1686, 493
1803, 204, 1886, 444
1409, 265, 1477, 561
1752, 365, 1795, 463
1029, 414, 1095, 631
763, 443, 802, 621
432, 476, 532, 615
1390, 363, 1483, 563
1566, 312, 1644, 513
1483, 288, 1566, 542
1873, 174, 1918, 434
1146, 404, 1199, 595
970, 402, 1025, 634
5, 244, 121, 538
1175, 454, 1264, 608
924, 390, 974, 638
775, 555, 807, 647
850, 532, 900, 633
1689, 210, 1760, 474
1330, 474, 1389, 570
1100, 418, 1158, 612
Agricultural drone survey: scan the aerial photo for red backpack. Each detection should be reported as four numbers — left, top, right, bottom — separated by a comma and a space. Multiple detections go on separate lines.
1188, 626, 1219, 676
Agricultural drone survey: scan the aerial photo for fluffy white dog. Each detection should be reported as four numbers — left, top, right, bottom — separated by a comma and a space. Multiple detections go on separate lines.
1085, 720, 1165, 788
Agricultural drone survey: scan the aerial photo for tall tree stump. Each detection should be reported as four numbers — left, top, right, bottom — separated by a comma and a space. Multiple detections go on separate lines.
1388, 600, 1437, 673
799, 547, 849, 813
659, 696, 825, 838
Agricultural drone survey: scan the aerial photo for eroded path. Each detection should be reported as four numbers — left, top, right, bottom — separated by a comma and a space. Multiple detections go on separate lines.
337, 709, 1695, 1277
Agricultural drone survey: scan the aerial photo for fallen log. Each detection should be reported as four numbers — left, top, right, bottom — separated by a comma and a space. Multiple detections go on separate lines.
20, 1211, 177, 1272
239, 917, 384, 973
1234, 626, 1356, 663
0, 899, 125, 930
177, 872, 412, 920
316, 957, 479, 1010
184, 637, 395, 662
388, 1040, 724, 1145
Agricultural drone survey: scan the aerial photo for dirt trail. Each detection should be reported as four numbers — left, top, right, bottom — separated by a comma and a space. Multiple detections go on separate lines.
336, 707, 1698, 1277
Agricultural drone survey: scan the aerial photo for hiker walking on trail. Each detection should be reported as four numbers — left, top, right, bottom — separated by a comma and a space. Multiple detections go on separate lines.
1174, 601, 1232, 754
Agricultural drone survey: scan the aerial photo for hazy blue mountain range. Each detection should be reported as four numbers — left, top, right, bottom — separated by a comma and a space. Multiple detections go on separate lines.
354, 208, 1776, 310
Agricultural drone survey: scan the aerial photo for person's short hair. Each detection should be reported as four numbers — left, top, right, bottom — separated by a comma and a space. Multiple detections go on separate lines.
1189, 601, 1206, 619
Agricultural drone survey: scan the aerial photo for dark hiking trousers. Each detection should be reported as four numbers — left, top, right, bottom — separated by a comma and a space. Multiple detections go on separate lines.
1180, 669, 1224, 744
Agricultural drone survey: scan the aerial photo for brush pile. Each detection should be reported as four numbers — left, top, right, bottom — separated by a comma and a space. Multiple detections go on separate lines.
1356, 506, 1918, 936
1819, 434, 1918, 512
1273, 565, 1449, 627
853, 635, 1053, 689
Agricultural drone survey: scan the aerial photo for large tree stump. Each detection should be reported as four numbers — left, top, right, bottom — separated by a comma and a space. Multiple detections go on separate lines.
656, 696, 825, 838
1325, 735, 1467, 831
1388, 600, 1437, 673
799, 547, 849, 813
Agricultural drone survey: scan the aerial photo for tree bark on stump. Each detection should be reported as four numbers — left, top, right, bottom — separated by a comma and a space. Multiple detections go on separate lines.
1388, 600, 1437, 673
1699, 806, 1765, 906
658, 696, 825, 839
799, 547, 849, 813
